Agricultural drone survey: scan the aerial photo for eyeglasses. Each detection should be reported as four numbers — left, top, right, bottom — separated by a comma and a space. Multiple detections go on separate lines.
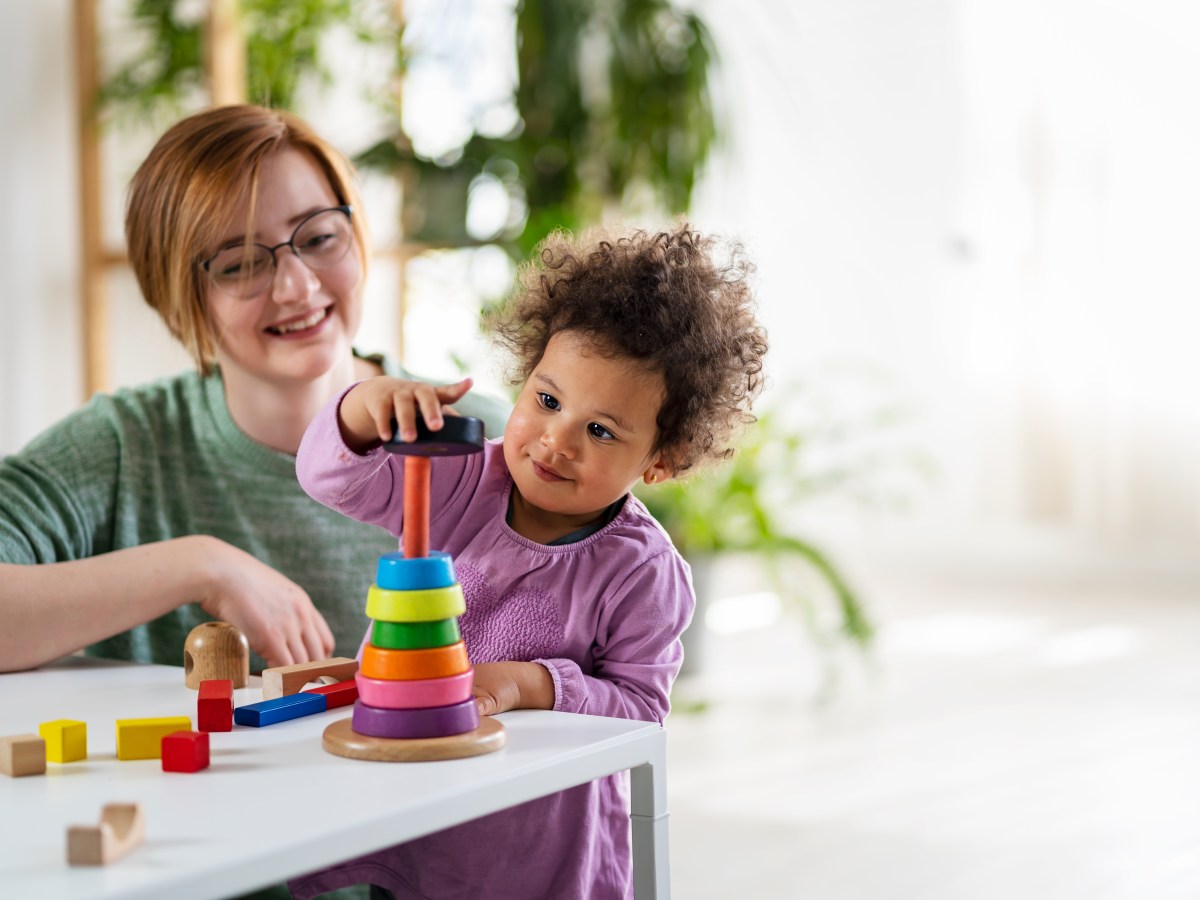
202, 205, 355, 299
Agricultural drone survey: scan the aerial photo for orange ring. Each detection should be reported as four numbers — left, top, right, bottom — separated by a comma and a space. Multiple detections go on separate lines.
360, 641, 470, 681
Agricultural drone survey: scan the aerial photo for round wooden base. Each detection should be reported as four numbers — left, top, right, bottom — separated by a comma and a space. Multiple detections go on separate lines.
322, 715, 505, 762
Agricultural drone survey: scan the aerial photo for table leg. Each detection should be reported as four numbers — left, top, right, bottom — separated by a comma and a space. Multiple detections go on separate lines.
630, 731, 671, 899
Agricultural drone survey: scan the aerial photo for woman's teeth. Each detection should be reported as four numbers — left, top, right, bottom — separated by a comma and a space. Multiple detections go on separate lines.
270, 308, 328, 334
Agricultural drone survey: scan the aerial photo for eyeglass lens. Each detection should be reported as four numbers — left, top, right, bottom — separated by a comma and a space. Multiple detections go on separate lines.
207, 208, 353, 299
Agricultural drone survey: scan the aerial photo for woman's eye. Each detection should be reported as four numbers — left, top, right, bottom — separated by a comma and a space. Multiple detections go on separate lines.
588, 422, 615, 441
537, 392, 560, 411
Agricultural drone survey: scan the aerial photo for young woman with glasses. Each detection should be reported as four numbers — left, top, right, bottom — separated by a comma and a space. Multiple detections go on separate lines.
0, 105, 507, 675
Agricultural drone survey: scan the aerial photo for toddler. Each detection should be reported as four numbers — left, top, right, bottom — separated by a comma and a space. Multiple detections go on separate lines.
293, 222, 768, 899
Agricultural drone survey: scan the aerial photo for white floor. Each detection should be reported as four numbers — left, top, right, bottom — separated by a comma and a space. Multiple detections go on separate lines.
664, 568, 1200, 899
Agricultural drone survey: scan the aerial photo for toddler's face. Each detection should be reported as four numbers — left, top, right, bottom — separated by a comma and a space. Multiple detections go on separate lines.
503, 331, 670, 538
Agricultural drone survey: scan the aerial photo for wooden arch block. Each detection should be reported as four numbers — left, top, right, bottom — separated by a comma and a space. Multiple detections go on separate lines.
67, 803, 145, 866
261, 657, 359, 701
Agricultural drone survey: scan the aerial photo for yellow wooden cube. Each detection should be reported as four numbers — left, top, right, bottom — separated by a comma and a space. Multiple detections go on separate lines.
115, 717, 191, 761
39, 719, 88, 763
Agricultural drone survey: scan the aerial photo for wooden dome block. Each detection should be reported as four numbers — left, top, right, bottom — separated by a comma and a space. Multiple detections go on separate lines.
322, 715, 505, 763
183, 622, 249, 689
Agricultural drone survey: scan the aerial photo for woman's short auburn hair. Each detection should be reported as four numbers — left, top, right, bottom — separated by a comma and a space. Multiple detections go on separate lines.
125, 104, 368, 372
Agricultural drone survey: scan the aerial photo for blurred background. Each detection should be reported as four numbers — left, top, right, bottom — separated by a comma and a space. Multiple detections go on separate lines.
2, 2, 1199, 897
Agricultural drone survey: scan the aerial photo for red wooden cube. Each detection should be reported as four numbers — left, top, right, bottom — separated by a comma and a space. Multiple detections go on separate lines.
198, 679, 234, 732
161, 730, 209, 773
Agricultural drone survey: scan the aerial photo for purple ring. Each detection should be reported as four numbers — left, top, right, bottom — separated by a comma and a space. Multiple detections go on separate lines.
351, 698, 480, 739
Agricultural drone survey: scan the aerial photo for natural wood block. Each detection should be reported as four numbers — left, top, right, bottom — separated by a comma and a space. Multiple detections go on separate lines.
184, 621, 249, 689
322, 715, 505, 762
115, 716, 192, 760
0, 733, 46, 777
66, 803, 144, 866
39, 719, 87, 763
261, 657, 358, 700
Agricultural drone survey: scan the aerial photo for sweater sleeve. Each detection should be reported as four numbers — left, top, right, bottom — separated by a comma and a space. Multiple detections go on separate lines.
0, 404, 123, 564
295, 387, 407, 535
535, 549, 694, 725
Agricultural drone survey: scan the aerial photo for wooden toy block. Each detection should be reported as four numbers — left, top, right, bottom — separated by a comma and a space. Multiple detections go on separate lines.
360, 641, 470, 681
198, 679, 234, 732
356, 670, 474, 709
365, 583, 466, 623
261, 657, 359, 700
115, 716, 192, 760
0, 733, 46, 777
66, 803, 144, 866
184, 621, 250, 689
303, 678, 359, 709
38, 719, 87, 763
375, 550, 457, 590
234, 692, 327, 727
161, 731, 210, 772
372, 617, 461, 650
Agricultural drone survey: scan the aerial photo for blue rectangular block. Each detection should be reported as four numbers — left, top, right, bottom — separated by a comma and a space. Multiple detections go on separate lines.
234, 693, 327, 727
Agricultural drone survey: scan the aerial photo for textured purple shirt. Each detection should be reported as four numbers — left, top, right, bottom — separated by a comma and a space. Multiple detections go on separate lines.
291, 390, 694, 899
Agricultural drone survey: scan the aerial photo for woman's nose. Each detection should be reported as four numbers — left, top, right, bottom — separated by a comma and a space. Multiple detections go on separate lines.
269, 250, 320, 303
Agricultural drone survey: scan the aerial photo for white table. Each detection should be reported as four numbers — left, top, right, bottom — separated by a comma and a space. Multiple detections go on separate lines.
0, 657, 671, 899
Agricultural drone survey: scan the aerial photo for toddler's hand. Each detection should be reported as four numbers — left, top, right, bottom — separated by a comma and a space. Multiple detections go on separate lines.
472, 661, 555, 715
339, 375, 473, 453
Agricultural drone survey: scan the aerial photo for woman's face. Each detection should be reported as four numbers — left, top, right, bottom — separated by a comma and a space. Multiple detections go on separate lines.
203, 147, 363, 388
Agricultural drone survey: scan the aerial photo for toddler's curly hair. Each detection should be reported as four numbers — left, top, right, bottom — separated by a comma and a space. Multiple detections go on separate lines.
488, 223, 769, 474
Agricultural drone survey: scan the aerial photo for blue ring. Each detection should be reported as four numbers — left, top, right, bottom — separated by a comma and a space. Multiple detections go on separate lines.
375, 551, 457, 591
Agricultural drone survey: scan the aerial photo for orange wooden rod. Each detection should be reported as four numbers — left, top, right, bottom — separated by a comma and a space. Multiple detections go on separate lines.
403, 456, 431, 559
360, 642, 470, 681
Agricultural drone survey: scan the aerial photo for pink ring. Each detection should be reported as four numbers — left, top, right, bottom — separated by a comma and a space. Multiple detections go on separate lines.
354, 670, 474, 710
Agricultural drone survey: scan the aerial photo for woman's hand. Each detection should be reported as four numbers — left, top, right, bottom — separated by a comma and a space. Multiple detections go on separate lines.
337, 376, 474, 454
196, 537, 335, 668
472, 661, 555, 716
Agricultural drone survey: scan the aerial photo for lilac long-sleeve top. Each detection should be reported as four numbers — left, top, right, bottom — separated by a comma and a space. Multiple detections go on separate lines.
291, 388, 695, 900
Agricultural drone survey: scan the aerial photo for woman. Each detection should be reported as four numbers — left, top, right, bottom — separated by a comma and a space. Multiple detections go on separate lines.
0, 105, 506, 674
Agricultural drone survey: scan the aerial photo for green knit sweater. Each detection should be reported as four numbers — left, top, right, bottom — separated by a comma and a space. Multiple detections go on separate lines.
0, 359, 509, 671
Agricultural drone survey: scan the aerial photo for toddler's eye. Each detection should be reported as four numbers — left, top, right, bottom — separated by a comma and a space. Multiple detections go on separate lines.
588, 422, 615, 441
537, 392, 560, 411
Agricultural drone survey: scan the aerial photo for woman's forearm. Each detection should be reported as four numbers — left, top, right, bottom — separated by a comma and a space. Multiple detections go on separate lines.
0, 536, 219, 673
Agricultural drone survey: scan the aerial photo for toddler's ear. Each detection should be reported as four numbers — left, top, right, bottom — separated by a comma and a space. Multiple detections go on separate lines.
642, 457, 672, 485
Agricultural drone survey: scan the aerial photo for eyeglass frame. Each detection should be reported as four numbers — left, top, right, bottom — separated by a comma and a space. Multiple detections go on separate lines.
201, 204, 355, 298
